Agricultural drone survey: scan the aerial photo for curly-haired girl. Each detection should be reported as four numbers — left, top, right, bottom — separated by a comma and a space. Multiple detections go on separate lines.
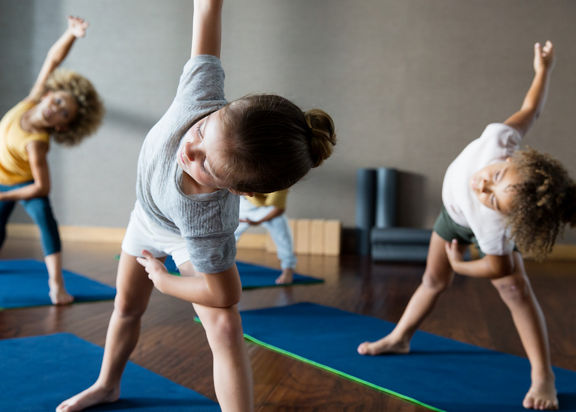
0, 16, 104, 305
358, 41, 573, 410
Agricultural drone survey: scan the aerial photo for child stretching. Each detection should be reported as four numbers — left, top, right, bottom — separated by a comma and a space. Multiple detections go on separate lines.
235, 190, 297, 284
358, 41, 574, 410
0, 16, 103, 305
57, 1, 335, 411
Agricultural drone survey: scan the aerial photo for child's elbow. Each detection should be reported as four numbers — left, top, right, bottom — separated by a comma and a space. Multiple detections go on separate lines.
209, 285, 241, 308
205, 276, 242, 308
488, 254, 516, 278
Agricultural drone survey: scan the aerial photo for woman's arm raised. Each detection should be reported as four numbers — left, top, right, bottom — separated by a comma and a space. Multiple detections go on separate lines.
27, 16, 89, 102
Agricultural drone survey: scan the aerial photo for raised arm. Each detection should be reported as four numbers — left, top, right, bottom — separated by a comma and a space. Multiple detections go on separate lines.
504, 41, 555, 137
27, 16, 88, 102
191, 0, 223, 58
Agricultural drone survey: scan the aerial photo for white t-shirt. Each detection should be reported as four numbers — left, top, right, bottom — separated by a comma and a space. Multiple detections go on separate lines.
442, 123, 521, 255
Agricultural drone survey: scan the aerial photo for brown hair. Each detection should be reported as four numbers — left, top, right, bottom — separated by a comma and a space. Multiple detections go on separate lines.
219, 94, 336, 193
45, 68, 104, 146
507, 148, 576, 259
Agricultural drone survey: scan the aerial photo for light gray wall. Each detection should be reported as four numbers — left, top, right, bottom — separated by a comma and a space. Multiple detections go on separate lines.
2, 0, 576, 242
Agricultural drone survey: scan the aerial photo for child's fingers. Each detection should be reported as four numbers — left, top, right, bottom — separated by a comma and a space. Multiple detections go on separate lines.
534, 42, 542, 57
141, 249, 154, 259
543, 40, 554, 56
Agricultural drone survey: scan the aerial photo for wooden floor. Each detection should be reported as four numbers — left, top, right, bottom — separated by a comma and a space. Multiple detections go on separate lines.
1, 238, 575, 411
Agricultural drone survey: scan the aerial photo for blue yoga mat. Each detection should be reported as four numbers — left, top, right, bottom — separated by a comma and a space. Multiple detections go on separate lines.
0, 259, 116, 309
164, 256, 323, 289
0, 333, 220, 411
240, 303, 576, 411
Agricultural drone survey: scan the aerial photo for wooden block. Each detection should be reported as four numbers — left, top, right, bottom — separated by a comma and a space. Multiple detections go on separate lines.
309, 220, 325, 255
323, 220, 341, 256
237, 233, 268, 250
295, 219, 311, 255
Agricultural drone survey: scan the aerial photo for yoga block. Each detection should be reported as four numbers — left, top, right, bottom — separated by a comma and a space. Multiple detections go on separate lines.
371, 227, 432, 262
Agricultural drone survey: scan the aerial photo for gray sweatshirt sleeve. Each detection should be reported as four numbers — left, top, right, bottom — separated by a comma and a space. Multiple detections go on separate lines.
186, 233, 237, 274
175, 55, 225, 107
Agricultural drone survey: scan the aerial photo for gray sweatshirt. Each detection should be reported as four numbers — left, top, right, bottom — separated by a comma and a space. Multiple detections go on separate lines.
136, 55, 239, 274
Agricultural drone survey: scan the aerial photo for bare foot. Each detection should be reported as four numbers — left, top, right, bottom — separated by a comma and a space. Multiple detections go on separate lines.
49, 283, 74, 305
357, 335, 410, 356
56, 384, 120, 412
522, 378, 558, 410
275, 268, 294, 285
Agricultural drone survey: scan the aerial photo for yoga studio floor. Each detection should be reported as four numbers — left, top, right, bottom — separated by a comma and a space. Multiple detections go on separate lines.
1, 238, 575, 411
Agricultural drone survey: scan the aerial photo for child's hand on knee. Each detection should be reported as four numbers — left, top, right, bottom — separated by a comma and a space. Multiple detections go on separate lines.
136, 250, 169, 291
444, 239, 464, 265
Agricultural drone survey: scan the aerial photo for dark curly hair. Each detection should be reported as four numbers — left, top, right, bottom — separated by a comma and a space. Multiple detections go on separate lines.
44, 68, 104, 146
507, 148, 576, 260
218, 94, 336, 193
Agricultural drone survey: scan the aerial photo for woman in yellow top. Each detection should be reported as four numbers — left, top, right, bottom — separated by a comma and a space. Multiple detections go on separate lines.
0, 16, 104, 304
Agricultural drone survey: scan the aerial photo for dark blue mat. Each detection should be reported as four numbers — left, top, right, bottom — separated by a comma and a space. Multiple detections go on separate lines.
0, 259, 116, 309
240, 302, 576, 411
0, 333, 220, 411
164, 256, 323, 289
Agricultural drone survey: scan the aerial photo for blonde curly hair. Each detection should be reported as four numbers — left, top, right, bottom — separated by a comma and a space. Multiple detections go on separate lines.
44, 68, 104, 146
507, 148, 576, 260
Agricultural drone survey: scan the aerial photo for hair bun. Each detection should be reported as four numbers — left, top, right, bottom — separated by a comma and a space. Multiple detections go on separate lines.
304, 109, 336, 167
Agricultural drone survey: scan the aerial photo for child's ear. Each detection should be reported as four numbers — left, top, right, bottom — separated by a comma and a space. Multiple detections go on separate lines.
228, 188, 254, 197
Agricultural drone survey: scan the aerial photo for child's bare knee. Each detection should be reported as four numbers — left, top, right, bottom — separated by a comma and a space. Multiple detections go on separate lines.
206, 309, 243, 344
113, 296, 146, 319
493, 276, 529, 303
422, 272, 452, 293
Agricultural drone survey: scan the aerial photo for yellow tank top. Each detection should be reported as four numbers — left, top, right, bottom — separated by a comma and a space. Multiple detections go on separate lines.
0, 100, 50, 185
246, 189, 289, 209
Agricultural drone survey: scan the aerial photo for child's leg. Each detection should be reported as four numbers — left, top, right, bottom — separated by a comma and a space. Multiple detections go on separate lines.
20, 196, 72, 304
193, 302, 253, 412
491, 253, 558, 410
0, 197, 16, 250
358, 232, 457, 355
263, 216, 295, 284
56, 252, 155, 412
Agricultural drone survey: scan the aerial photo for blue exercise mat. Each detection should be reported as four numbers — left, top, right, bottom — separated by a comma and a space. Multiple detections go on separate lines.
0, 333, 220, 411
0, 259, 116, 309
164, 256, 323, 289
240, 302, 576, 411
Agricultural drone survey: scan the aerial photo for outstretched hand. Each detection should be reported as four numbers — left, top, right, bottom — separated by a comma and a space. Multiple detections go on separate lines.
67, 16, 89, 38
136, 250, 169, 292
534, 41, 554, 74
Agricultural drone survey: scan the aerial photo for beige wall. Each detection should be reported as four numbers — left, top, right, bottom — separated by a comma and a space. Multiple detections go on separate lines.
1, 0, 575, 242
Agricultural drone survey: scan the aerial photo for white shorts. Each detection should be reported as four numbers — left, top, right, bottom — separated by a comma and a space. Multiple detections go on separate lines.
121, 201, 190, 267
